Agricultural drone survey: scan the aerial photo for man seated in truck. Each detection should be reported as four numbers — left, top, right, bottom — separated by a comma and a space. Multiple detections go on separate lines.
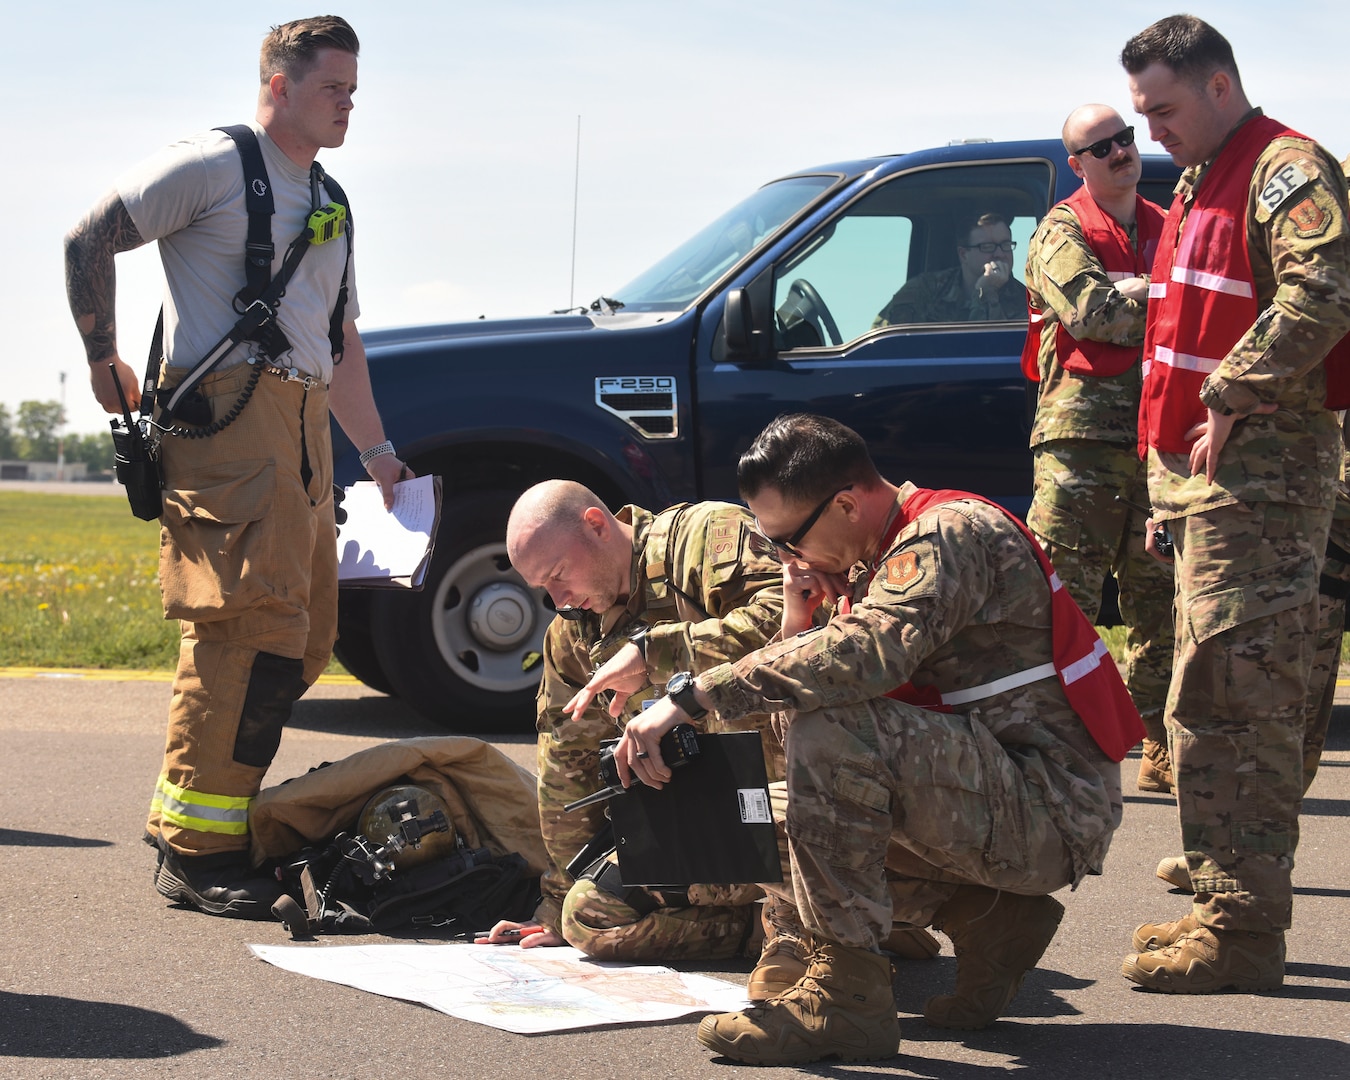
873, 211, 1027, 326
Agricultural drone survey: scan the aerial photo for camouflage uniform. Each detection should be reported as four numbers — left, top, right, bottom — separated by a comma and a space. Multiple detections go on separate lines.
699, 485, 1122, 950
1303, 413, 1350, 792
872, 266, 1026, 327
1150, 121, 1350, 933
534, 502, 785, 960
1024, 202, 1175, 774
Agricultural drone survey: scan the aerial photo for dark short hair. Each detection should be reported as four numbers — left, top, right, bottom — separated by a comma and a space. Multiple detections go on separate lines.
1120, 14, 1239, 88
960, 212, 1008, 247
260, 15, 359, 83
738, 414, 881, 504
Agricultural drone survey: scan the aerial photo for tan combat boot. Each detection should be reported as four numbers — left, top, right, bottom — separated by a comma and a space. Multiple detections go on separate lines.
881, 923, 941, 961
1122, 925, 1285, 993
1131, 909, 1201, 953
698, 941, 899, 1066
747, 903, 810, 1001
1136, 738, 1173, 793
925, 886, 1065, 1029
1155, 855, 1194, 893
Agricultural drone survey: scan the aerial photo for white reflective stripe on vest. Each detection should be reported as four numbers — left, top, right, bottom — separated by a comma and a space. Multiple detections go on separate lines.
1060, 636, 1111, 686
1106, 270, 1135, 282
940, 661, 1058, 706
157, 776, 252, 836
1153, 344, 1222, 374
1149, 281, 1168, 298
1170, 264, 1254, 298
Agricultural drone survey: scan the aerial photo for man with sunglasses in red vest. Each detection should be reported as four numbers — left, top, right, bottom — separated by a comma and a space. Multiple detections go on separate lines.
1119, 14, 1350, 994
605, 413, 1142, 1065
1023, 103, 1176, 799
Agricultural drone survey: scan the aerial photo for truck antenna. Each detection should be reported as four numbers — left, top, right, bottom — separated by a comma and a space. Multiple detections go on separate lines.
569, 115, 581, 311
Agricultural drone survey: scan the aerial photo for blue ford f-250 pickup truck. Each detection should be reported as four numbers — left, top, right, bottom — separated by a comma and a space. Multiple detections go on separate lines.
333, 138, 1178, 731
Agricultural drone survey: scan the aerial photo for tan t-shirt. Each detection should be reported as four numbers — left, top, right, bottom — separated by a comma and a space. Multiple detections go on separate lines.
117, 122, 359, 383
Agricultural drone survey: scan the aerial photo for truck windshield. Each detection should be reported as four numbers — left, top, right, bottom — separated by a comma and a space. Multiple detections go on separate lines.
607, 175, 838, 313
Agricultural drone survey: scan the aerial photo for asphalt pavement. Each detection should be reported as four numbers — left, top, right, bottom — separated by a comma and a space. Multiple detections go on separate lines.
1, 675, 1347, 1079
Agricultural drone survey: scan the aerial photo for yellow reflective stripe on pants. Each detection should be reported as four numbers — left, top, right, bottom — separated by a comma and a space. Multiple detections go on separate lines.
154, 775, 252, 836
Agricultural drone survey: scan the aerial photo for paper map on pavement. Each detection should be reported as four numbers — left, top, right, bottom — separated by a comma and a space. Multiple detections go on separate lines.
249, 942, 749, 1034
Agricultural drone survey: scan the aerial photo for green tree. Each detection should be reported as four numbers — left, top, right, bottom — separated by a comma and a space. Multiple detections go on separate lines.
66, 431, 116, 473
15, 400, 65, 461
0, 404, 13, 459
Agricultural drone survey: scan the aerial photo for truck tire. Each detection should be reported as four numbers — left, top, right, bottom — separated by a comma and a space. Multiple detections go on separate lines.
331, 591, 397, 696
368, 491, 551, 732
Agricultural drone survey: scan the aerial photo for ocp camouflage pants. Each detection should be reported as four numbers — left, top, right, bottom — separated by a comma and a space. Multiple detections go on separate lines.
559, 854, 763, 962
1028, 439, 1174, 746
1167, 499, 1330, 932
1303, 539, 1350, 792
780, 699, 1085, 951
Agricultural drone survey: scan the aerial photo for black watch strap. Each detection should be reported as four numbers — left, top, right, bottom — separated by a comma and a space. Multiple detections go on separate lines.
666, 671, 708, 722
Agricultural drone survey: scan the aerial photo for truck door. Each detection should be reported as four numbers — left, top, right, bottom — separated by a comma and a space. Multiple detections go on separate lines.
698, 158, 1055, 514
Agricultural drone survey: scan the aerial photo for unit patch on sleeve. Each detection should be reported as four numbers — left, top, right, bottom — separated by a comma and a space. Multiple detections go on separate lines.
1289, 196, 1328, 237
881, 550, 923, 592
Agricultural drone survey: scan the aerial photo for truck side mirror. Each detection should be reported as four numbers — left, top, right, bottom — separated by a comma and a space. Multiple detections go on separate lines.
724, 288, 764, 361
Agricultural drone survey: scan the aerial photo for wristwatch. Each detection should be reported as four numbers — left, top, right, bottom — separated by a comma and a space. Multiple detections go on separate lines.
665, 671, 708, 722
627, 621, 650, 663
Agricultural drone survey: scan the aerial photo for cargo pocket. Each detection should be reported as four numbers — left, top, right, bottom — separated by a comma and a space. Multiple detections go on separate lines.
900, 712, 1030, 874
1026, 491, 1082, 552
159, 460, 278, 622
1185, 551, 1318, 645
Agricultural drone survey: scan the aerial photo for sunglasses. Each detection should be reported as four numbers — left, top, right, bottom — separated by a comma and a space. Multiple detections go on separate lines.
754, 485, 853, 558
962, 240, 1016, 254
1073, 126, 1135, 159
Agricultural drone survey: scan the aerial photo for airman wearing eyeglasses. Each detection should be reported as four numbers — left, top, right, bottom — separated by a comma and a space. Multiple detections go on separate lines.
606, 413, 1136, 1065
1021, 103, 1176, 800
873, 211, 1028, 327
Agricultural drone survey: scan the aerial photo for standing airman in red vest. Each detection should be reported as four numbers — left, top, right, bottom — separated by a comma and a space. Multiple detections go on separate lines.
1023, 103, 1176, 798
1120, 14, 1350, 995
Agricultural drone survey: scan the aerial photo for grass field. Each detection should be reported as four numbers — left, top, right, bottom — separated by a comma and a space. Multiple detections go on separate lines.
0, 489, 1339, 682
0, 491, 342, 674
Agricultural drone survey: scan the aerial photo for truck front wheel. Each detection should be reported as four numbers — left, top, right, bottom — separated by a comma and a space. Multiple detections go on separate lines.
368, 491, 550, 732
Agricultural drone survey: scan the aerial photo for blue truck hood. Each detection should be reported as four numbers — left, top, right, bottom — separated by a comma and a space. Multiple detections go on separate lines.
361, 310, 677, 351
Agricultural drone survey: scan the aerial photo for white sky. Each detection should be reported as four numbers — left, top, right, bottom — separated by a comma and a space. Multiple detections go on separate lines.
5, 0, 1348, 437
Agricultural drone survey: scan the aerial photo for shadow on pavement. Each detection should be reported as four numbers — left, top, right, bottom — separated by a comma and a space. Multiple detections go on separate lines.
882, 1023, 1349, 1079
0, 991, 221, 1058
287, 692, 538, 746
0, 828, 113, 847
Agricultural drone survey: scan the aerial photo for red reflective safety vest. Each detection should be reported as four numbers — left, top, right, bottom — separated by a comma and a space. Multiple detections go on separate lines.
879, 487, 1143, 762
1140, 115, 1350, 455
1022, 186, 1165, 381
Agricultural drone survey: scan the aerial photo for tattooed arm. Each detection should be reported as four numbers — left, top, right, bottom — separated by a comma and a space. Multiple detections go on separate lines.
64, 190, 147, 413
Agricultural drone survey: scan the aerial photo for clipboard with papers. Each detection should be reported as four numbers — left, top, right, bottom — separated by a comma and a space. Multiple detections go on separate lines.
608, 730, 782, 888
336, 474, 442, 590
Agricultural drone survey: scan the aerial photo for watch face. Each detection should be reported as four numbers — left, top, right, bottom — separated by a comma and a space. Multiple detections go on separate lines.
667, 672, 692, 695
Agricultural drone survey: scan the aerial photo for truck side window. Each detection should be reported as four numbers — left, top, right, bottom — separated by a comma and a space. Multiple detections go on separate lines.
772, 161, 1052, 350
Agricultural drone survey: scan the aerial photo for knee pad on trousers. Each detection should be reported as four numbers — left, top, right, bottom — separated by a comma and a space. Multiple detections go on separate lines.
233, 652, 307, 767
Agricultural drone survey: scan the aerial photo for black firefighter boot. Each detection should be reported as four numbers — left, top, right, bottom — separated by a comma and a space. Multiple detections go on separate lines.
156, 846, 283, 920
